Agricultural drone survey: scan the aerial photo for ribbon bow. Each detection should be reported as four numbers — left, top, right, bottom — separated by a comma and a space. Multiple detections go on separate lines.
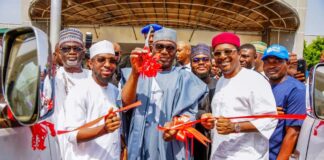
158, 115, 210, 160
30, 121, 56, 150
138, 47, 161, 77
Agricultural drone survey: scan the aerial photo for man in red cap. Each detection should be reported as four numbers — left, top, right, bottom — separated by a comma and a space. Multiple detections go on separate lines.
201, 32, 277, 160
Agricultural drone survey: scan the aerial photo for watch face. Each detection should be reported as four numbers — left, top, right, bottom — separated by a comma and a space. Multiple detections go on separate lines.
234, 123, 240, 133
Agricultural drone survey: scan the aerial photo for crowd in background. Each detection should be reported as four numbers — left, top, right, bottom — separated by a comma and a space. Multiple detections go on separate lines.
40, 23, 313, 160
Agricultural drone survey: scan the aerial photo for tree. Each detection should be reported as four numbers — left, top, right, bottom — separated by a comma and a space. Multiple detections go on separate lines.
303, 36, 324, 69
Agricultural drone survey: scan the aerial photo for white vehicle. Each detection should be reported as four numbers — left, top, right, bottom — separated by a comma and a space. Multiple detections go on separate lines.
0, 27, 60, 160
292, 64, 324, 160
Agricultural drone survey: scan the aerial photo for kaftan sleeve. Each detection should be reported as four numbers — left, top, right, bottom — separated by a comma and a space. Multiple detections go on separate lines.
249, 75, 278, 140
173, 70, 208, 121
63, 86, 87, 145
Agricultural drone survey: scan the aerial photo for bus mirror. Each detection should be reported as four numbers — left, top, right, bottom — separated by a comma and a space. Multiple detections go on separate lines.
1, 27, 54, 126
312, 64, 324, 120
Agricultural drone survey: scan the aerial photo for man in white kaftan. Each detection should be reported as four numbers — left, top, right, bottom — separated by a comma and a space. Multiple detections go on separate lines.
211, 67, 277, 159
202, 32, 277, 160
63, 40, 121, 160
43, 28, 91, 158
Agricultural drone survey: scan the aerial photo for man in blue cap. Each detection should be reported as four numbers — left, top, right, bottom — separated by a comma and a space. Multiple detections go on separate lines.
141, 23, 163, 51
262, 44, 306, 160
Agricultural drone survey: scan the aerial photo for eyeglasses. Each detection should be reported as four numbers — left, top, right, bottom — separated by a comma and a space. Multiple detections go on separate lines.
192, 57, 210, 63
213, 49, 237, 57
60, 46, 83, 53
154, 43, 176, 52
95, 57, 117, 64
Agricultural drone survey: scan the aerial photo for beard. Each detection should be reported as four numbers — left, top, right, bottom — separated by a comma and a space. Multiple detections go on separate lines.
93, 70, 113, 85
193, 69, 210, 79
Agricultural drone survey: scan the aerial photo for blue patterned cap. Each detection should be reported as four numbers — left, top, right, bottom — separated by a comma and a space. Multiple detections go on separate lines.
262, 44, 289, 61
141, 24, 163, 34
191, 43, 211, 58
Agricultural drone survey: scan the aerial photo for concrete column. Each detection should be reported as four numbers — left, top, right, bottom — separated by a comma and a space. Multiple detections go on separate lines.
283, 0, 308, 58
50, 0, 62, 51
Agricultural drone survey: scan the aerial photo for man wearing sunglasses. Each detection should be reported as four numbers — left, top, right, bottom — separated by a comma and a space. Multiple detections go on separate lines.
121, 28, 208, 160
62, 40, 121, 160
262, 44, 306, 160
190, 43, 217, 160
43, 28, 91, 158
201, 32, 277, 160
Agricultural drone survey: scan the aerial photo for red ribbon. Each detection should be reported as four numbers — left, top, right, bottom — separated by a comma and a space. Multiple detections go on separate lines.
29, 101, 141, 151
166, 114, 308, 131
57, 101, 142, 135
138, 46, 161, 77
30, 121, 56, 150
314, 121, 324, 136
158, 115, 211, 160
6, 107, 15, 121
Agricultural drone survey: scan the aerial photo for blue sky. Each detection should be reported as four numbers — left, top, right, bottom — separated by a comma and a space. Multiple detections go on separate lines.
304, 0, 324, 36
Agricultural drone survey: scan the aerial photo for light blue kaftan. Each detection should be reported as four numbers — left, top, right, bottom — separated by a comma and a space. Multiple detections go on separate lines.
121, 67, 208, 160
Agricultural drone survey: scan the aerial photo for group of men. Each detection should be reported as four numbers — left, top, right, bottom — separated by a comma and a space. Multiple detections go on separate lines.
45, 23, 306, 160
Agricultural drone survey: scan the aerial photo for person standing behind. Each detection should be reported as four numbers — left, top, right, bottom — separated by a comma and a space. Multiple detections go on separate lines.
63, 40, 121, 160
110, 42, 122, 87
251, 41, 267, 74
121, 28, 208, 160
262, 44, 306, 160
201, 32, 277, 160
287, 52, 306, 82
141, 23, 163, 51
239, 43, 257, 69
191, 43, 217, 160
176, 41, 192, 71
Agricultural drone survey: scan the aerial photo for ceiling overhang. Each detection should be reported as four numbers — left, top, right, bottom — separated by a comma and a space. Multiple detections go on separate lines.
29, 0, 300, 32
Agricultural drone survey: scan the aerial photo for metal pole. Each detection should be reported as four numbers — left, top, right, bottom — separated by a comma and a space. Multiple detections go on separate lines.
50, 0, 62, 51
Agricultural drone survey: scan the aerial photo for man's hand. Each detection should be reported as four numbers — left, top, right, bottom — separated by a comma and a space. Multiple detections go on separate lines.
104, 108, 121, 133
130, 48, 147, 75
216, 117, 235, 135
294, 71, 305, 83
162, 121, 178, 141
277, 107, 285, 115
201, 113, 215, 130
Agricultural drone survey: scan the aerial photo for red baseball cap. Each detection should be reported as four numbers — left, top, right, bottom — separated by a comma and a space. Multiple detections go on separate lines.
211, 32, 240, 48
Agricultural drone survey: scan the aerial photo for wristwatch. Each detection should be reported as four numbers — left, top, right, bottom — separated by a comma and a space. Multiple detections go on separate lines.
234, 122, 241, 133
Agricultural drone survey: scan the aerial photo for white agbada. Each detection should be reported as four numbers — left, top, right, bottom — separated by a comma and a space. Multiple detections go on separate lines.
43, 67, 91, 158
44, 67, 91, 125
63, 77, 121, 160
211, 68, 277, 160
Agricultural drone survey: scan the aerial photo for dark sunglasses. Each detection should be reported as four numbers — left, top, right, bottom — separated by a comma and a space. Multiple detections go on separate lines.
192, 57, 210, 63
60, 46, 83, 53
213, 49, 237, 57
154, 43, 176, 52
95, 57, 117, 64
